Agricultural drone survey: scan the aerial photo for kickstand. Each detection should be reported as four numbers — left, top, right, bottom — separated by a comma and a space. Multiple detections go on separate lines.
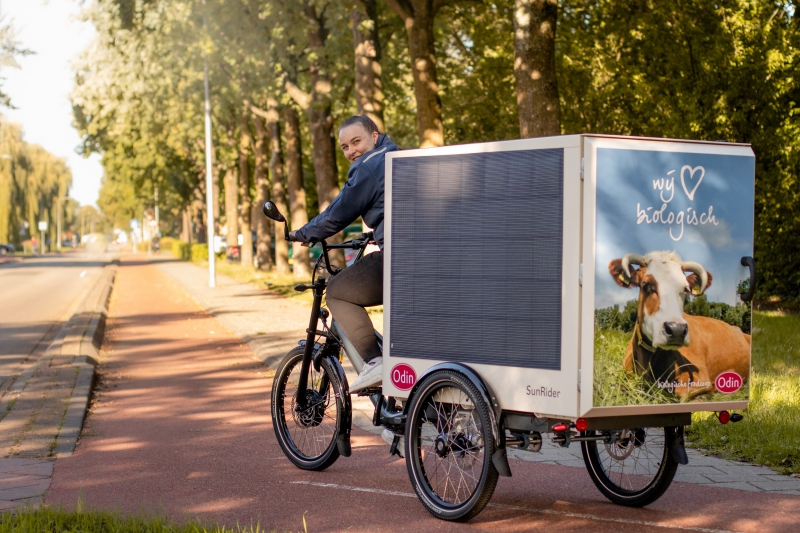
389, 434, 402, 457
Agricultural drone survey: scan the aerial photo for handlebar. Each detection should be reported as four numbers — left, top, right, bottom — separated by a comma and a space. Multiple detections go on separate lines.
314, 232, 374, 277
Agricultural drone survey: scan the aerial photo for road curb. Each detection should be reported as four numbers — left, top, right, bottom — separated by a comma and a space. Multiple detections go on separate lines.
53, 259, 118, 457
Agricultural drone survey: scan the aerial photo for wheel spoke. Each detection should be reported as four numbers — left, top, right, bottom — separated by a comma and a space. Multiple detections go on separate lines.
414, 383, 487, 507
591, 428, 669, 494
276, 355, 338, 461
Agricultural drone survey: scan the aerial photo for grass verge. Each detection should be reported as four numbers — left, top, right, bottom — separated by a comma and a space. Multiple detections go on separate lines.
687, 311, 800, 474
0, 505, 298, 533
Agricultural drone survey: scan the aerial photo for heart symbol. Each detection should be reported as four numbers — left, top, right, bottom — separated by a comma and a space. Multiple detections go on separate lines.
680, 165, 705, 201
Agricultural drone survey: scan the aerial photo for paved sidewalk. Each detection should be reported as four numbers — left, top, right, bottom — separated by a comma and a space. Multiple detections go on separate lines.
0, 255, 114, 510
0, 458, 53, 510
159, 258, 800, 497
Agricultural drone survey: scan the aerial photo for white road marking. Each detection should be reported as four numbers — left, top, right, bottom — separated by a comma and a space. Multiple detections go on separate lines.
80, 270, 87, 277
289, 481, 741, 533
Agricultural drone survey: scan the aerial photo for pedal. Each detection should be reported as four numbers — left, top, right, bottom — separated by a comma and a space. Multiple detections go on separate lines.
372, 394, 385, 426
389, 435, 402, 458
357, 386, 382, 397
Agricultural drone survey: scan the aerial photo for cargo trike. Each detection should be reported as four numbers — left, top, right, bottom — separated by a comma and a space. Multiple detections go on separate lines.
262, 134, 756, 522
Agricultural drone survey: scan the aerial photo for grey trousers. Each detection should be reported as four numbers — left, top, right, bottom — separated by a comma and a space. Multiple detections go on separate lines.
326, 251, 383, 363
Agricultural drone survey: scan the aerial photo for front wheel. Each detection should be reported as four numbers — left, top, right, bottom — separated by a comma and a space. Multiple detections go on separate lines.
271, 346, 343, 471
405, 370, 499, 522
581, 426, 680, 506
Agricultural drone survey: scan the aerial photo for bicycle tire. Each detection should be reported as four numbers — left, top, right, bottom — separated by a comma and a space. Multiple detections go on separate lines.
271, 346, 342, 471
405, 370, 499, 522
581, 426, 679, 506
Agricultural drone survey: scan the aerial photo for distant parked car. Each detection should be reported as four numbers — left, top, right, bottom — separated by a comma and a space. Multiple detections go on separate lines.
0, 243, 15, 255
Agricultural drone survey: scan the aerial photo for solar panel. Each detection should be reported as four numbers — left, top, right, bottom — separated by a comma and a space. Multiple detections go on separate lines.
389, 148, 564, 370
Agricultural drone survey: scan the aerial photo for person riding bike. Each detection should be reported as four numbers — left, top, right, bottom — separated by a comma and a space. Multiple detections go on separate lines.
288, 115, 398, 393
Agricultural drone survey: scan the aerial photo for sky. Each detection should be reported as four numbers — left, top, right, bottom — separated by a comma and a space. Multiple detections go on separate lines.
1, 0, 102, 207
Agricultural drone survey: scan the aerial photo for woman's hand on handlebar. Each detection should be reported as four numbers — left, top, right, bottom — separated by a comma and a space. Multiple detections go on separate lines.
287, 230, 312, 247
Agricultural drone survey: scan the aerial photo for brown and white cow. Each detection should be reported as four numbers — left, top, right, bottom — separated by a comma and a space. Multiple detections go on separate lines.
608, 251, 750, 400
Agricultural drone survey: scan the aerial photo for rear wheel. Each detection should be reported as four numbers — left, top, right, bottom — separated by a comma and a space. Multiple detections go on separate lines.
581, 426, 679, 506
405, 370, 499, 522
271, 346, 342, 471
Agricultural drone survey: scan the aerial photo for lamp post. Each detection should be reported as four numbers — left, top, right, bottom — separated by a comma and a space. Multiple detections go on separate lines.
203, 45, 216, 287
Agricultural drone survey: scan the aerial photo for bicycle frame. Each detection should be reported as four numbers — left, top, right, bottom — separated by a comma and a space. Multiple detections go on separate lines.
293, 234, 374, 408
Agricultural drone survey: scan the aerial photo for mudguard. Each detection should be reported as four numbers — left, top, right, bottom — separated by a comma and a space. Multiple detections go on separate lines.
320, 348, 353, 457
403, 362, 512, 477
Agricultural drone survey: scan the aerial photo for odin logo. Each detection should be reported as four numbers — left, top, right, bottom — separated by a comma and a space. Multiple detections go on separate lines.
391, 364, 417, 391
715, 371, 743, 394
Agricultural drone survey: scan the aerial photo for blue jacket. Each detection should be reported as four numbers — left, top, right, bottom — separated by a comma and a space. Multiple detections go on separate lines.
295, 134, 398, 249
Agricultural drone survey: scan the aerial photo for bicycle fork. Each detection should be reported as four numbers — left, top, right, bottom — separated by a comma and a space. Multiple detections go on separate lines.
295, 277, 353, 457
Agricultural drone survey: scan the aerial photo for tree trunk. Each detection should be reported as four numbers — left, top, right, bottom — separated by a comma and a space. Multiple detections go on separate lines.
266, 98, 290, 275
212, 160, 220, 229
283, 1, 345, 267
239, 109, 254, 268
252, 115, 273, 271
279, 1, 339, 213
513, 0, 561, 137
352, 1, 385, 132
284, 106, 311, 278
181, 205, 193, 245
193, 186, 206, 244
223, 167, 239, 251
385, 0, 444, 147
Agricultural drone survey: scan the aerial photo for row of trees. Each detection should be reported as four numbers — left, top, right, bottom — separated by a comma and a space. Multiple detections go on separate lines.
0, 118, 76, 248
74, 1, 800, 299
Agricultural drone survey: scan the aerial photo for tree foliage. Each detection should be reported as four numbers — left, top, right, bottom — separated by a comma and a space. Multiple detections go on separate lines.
74, 0, 800, 299
558, 0, 800, 299
0, 119, 73, 246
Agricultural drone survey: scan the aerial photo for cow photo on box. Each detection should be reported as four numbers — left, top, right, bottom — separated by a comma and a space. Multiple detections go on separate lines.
607, 250, 751, 401
592, 147, 754, 407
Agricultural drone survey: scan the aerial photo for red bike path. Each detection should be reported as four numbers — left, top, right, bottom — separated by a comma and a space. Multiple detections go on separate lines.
44, 258, 800, 532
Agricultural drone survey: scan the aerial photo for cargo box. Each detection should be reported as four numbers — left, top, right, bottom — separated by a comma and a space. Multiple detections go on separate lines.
383, 135, 754, 419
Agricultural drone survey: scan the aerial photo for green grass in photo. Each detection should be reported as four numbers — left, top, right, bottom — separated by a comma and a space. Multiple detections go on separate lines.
592, 329, 675, 406
593, 296, 751, 406
688, 311, 800, 474
592, 328, 749, 406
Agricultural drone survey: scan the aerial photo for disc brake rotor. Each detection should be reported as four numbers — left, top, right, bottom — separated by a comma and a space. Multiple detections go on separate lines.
293, 389, 326, 428
604, 429, 636, 460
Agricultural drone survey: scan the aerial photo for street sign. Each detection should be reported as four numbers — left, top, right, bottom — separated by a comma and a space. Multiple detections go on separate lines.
37, 221, 47, 231
130, 219, 139, 229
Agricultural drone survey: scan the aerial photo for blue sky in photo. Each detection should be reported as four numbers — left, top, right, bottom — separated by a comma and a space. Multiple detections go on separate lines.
595, 148, 755, 308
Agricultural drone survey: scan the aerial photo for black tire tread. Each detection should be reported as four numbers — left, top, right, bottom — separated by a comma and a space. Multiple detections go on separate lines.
405, 370, 499, 522
581, 427, 678, 507
271, 346, 341, 471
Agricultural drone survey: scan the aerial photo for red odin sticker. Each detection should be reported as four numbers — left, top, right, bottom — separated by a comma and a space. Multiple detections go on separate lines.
715, 371, 743, 394
390, 363, 417, 391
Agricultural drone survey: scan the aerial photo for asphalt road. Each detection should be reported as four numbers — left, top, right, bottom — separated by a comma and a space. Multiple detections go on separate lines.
0, 254, 107, 382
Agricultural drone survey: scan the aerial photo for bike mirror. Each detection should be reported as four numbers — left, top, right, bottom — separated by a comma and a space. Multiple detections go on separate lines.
262, 201, 286, 222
